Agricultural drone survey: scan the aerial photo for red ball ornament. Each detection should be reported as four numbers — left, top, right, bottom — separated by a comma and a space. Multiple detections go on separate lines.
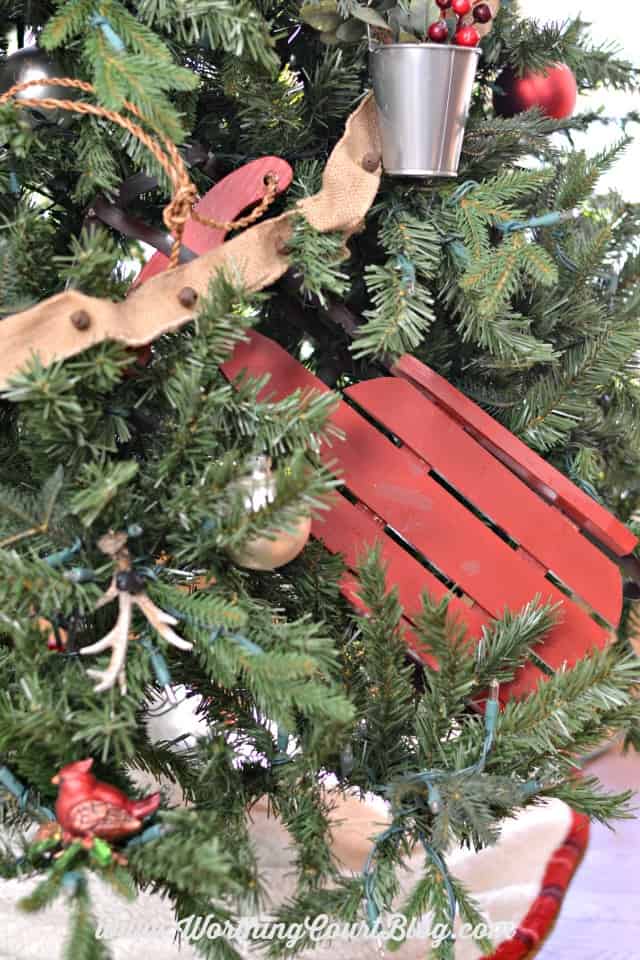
472, 2, 492, 23
428, 20, 449, 42
454, 24, 479, 46
452, 0, 471, 14
435, 0, 452, 8
493, 63, 577, 121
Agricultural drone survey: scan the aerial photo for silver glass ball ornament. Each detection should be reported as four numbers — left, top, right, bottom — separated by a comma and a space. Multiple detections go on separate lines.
0, 47, 79, 127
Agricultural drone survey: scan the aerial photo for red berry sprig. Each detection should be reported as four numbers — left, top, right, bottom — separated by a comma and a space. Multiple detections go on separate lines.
428, 0, 491, 46
428, 0, 450, 43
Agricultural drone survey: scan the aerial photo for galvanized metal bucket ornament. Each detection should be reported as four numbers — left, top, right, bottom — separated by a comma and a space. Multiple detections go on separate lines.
298, 0, 498, 177
365, 0, 497, 177
369, 42, 481, 177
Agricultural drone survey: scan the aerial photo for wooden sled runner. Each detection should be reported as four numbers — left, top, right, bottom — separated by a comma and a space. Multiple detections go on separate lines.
109, 156, 637, 701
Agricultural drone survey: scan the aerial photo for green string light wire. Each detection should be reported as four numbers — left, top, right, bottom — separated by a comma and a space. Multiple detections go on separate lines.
362, 681, 503, 936
496, 209, 581, 234
0, 764, 55, 821
44, 538, 82, 568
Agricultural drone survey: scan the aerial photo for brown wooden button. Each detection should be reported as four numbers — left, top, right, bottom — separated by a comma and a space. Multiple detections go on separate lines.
362, 152, 381, 173
70, 310, 91, 331
177, 286, 198, 308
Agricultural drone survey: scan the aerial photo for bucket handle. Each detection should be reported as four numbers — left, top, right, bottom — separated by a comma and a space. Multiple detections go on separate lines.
366, 23, 381, 52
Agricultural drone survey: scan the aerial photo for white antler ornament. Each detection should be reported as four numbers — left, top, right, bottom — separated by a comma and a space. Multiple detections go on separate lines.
81, 532, 192, 694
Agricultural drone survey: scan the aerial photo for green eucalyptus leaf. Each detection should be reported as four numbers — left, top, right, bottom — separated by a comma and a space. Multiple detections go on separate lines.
319, 29, 342, 43
300, 2, 343, 32
336, 18, 367, 40
411, 0, 439, 33
389, 3, 410, 29
350, 4, 392, 29
386, 0, 431, 37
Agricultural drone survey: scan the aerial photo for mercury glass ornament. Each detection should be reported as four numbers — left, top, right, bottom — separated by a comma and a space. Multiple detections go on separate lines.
0, 47, 79, 127
227, 455, 312, 571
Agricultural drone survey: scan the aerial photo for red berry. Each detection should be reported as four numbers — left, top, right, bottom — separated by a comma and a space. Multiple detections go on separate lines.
452, 0, 471, 14
454, 24, 479, 46
472, 2, 492, 22
435, 0, 452, 8
428, 20, 449, 42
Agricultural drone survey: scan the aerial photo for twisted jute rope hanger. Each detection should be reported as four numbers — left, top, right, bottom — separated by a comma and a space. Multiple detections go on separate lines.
0, 76, 279, 269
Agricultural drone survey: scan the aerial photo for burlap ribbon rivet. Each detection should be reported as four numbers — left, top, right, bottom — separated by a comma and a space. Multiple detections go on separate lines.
276, 236, 292, 256
361, 152, 381, 173
177, 287, 198, 308
71, 310, 92, 331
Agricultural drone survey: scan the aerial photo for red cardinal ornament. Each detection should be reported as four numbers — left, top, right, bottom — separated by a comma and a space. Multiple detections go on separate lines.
52, 758, 160, 847
493, 63, 577, 120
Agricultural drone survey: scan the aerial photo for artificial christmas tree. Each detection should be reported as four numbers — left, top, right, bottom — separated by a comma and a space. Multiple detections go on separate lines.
0, 2, 639, 959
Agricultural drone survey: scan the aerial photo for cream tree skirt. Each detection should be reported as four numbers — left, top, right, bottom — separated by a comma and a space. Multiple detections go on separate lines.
0, 701, 580, 958
0, 786, 573, 959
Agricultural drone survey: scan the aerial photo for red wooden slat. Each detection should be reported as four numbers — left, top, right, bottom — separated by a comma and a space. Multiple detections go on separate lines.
346, 377, 622, 626
314, 492, 493, 638
135, 157, 293, 286
393, 355, 637, 558
322, 498, 548, 698
223, 332, 611, 693
329, 404, 607, 671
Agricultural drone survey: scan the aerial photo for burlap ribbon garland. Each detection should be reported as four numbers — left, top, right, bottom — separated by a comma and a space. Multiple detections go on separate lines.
0, 0, 501, 390
0, 94, 382, 390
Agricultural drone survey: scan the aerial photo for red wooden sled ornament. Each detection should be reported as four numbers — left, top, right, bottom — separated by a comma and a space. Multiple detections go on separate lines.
135, 158, 637, 701
134, 156, 293, 287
